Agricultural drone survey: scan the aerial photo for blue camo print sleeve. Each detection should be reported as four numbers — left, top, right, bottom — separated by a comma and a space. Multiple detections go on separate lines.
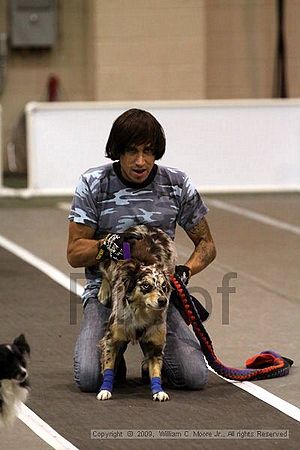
176, 173, 209, 231
69, 166, 105, 229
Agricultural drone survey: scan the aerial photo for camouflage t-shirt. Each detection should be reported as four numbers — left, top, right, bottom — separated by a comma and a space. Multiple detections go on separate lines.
68, 162, 208, 305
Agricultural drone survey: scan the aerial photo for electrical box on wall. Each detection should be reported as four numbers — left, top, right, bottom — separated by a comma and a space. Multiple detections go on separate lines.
9, 0, 57, 48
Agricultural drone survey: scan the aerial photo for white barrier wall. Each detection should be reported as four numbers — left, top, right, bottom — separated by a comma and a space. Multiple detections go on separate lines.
23, 100, 300, 195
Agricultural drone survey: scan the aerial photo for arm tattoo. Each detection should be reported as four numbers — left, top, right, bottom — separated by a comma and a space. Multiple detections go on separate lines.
187, 217, 216, 268
188, 217, 212, 245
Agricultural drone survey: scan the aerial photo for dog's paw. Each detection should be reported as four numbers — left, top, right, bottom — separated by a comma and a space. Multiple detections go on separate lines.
152, 391, 169, 402
97, 390, 112, 401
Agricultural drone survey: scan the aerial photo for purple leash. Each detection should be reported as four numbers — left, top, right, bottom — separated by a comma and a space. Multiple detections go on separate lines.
123, 242, 131, 260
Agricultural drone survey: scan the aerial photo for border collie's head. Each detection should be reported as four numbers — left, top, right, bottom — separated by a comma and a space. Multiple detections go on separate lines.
0, 334, 30, 383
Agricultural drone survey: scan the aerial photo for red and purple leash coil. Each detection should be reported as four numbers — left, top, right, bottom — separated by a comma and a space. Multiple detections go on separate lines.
170, 274, 293, 381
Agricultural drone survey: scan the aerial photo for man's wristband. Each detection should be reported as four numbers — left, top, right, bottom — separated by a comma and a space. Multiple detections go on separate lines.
174, 265, 192, 285
96, 240, 105, 261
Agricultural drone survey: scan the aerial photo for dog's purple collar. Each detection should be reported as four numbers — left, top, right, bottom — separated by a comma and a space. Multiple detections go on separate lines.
123, 242, 131, 260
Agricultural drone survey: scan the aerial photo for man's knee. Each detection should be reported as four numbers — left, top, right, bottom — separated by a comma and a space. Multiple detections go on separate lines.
164, 357, 208, 390
74, 353, 101, 393
75, 367, 101, 393
182, 364, 208, 390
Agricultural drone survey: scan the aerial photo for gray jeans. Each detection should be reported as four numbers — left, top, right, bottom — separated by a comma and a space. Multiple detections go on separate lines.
74, 298, 208, 392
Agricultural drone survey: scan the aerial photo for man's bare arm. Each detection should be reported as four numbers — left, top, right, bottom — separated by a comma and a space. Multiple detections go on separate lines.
184, 217, 216, 276
67, 222, 101, 268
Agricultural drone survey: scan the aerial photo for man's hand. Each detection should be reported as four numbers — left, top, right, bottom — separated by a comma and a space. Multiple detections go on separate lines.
97, 232, 142, 261
174, 265, 192, 285
97, 233, 126, 261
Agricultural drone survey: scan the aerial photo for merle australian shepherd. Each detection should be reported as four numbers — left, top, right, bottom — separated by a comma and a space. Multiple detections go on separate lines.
97, 225, 176, 402
0, 334, 30, 427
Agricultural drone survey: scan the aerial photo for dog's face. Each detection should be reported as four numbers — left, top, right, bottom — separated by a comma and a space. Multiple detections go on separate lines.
126, 264, 171, 312
0, 335, 30, 383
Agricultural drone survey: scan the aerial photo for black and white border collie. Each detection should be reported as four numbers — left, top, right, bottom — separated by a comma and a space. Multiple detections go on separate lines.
0, 334, 30, 427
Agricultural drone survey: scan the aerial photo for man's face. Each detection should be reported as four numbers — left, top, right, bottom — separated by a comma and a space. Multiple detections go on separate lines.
119, 143, 156, 184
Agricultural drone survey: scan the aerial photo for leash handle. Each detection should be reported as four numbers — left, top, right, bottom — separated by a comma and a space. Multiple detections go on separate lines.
122, 242, 131, 260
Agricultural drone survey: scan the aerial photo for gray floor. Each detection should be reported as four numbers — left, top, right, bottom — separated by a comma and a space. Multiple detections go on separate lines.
0, 193, 299, 449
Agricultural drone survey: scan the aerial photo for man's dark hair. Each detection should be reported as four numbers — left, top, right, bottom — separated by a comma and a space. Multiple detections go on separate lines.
105, 108, 166, 160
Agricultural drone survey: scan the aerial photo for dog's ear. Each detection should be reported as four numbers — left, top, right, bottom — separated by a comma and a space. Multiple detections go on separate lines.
123, 230, 143, 242
124, 277, 136, 294
13, 334, 30, 356
122, 261, 140, 294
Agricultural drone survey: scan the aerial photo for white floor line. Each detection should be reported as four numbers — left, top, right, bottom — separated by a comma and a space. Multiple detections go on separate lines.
1, 233, 300, 431
203, 198, 300, 420
18, 404, 79, 450
0, 235, 84, 298
207, 199, 300, 235
208, 368, 300, 423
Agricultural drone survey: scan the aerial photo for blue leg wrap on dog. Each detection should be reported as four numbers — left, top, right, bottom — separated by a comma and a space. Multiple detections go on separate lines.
100, 369, 115, 392
151, 377, 163, 394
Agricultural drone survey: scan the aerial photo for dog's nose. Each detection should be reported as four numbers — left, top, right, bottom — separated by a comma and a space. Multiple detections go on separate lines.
157, 297, 167, 308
